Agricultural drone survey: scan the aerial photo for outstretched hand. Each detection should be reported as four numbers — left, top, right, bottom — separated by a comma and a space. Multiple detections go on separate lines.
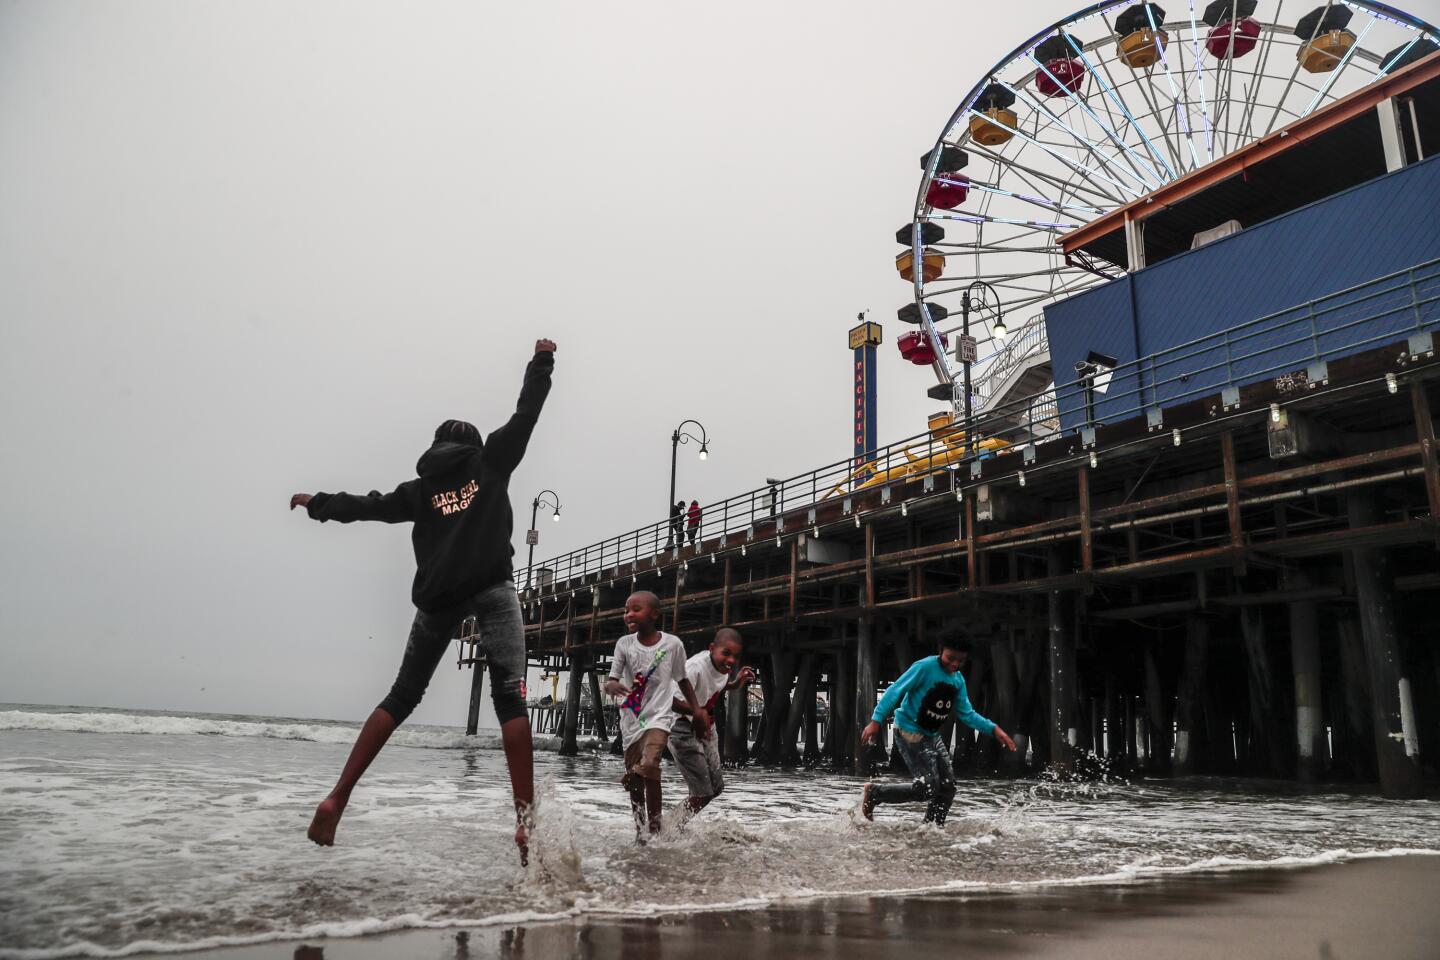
535, 338, 557, 354
994, 727, 1018, 752
290, 493, 312, 511
860, 720, 882, 745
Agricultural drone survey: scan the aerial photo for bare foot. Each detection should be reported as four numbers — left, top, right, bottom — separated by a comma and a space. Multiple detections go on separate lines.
860, 783, 875, 821
515, 822, 529, 867
308, 795, 345, 846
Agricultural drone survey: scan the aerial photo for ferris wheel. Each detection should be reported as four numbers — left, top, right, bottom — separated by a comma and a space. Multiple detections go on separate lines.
898, 0, 1439, 427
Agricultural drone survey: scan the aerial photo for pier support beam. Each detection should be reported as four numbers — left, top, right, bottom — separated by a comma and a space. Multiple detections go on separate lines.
1046, 548, 1077, 771
586, 663, 608, 742
724, 681, 749, 764
854, 618, 877, 775
1144, 644, 1173, 776
559, 650, 584, 757
1347, 495, 1423, 798
1173, 618, 1208, 776
1240, 607, 1290, 777
829, 645, 854, 769
782, 653, 818, 766
1287, 569, 1325, 782
465, 660, 486, 737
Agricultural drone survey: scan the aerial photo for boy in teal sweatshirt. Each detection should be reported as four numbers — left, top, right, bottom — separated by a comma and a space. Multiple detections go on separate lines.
860, 634, 1016, 825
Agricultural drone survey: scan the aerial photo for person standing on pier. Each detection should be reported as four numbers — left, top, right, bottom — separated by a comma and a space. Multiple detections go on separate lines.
604, 591, 704, 839
289, 338, 556, 862
670, 627, 754, 820
859, 634, 1016, 826
686, 499, 701, 547
669, 500, 685, 548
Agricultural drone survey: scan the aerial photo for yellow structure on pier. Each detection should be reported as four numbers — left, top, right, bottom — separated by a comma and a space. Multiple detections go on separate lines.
825, 410, 1009, 499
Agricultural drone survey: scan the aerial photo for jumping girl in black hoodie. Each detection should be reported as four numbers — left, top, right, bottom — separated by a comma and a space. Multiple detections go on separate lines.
290, 338, 555, 861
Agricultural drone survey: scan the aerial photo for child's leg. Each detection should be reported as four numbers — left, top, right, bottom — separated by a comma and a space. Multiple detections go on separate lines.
644, 778, 663, 832
627, 742, 656, 834
309, 608, 456, 846
473, 582, 533, 858
626, 729, 669, 835
922, 738, 957, 825
866, 734, 934, 817
673, 724, 724, 814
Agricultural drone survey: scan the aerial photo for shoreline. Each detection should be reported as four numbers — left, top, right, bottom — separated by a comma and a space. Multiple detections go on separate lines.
145, 852, 1440, 960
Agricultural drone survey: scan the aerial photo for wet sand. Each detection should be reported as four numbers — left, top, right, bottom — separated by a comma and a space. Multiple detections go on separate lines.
170, 854, 1440, 960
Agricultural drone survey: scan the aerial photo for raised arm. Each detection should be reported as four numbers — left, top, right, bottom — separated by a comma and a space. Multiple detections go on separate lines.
484, 340, 556, 476
292, 482, 418, 524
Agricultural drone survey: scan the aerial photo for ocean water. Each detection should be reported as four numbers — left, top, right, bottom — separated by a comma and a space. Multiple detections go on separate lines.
2, 704, 1438, 959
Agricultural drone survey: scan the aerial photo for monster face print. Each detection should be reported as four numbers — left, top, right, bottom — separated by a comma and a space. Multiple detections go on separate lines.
917, 682, 955, 731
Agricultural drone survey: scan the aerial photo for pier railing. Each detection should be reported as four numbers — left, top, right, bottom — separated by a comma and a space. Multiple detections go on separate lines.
526, 257, 1440, 593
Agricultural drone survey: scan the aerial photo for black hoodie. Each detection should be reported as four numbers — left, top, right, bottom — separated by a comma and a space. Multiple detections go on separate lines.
306, 352, 554, 612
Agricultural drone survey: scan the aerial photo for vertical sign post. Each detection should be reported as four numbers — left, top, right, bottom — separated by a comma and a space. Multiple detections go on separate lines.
849, 318, 882, 486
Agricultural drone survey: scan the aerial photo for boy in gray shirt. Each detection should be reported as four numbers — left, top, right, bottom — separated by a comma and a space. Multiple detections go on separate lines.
670, 627, 754, 819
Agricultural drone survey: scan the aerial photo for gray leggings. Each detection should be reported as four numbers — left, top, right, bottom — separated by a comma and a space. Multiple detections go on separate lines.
378, 581, 526, 726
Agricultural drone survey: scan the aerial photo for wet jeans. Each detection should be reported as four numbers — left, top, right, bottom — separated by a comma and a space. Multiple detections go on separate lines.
870, 732, 957, 825
378, 581, 526, 726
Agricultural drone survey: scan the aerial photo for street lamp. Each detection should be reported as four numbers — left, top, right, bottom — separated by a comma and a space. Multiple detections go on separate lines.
525, 489, 561, 591
959, 281, 1007, 458
669, 419, 710, 544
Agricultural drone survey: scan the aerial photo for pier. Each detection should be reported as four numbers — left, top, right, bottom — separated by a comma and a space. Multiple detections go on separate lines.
503, 257, 1439, 796
492, 52, 1440, 797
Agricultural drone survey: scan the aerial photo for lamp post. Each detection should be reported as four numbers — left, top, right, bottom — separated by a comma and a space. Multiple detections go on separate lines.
525, 489, 561, 591
959, 281, 1007, 458
668, 420, 709, 540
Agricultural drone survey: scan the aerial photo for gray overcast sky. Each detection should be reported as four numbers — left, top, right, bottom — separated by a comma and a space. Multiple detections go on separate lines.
4, 0, 1437, 727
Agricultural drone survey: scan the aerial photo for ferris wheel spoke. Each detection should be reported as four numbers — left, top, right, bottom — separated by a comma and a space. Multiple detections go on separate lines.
967, 108, 1144, 201
1181, 3, 1219, 162
936, 243, 1070, 255
1128, 65, 1191, 174
968, 142, 1126, 207
927, 210, 1080, 232
1028, 51, 1168, 186
1077, 34, 1180, 180
1003, 79, 1159, 194
1144, 9, 1204, 169
967, 177, 1104, 215
1236, 13, 1289, 142
1260, 0, 1330, 137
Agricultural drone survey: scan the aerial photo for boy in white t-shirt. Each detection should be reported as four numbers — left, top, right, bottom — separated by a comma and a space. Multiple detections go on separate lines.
604, 591, 703, 838
669, 627, 754, 818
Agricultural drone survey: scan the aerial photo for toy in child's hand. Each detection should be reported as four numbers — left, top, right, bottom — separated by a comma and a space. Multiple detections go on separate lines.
621, 672, 650, 714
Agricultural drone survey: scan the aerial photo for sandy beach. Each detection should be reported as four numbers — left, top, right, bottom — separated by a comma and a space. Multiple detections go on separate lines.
166, 854, 1440, 960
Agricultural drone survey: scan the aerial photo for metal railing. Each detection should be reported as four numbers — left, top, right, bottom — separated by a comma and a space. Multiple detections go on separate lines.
972, 312, 1050, 409
526, 258, 1440, 592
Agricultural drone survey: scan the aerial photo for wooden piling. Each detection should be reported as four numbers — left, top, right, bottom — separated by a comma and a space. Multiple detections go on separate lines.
586, 661, 608, 742
1287, 568, 1324, 781
1239, 607, 1290, 777
724, 681, 749, 764
1347, 494, 1424, 798
1143, 645, 1172, 775
854, 617, 877, 775
1046, 547, 1077, 770
829, 644, 854, 768
782, 652, 818, 766
465, 660, 486, 737
559, 650, 583, 757
1172, 618, 1209, 775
